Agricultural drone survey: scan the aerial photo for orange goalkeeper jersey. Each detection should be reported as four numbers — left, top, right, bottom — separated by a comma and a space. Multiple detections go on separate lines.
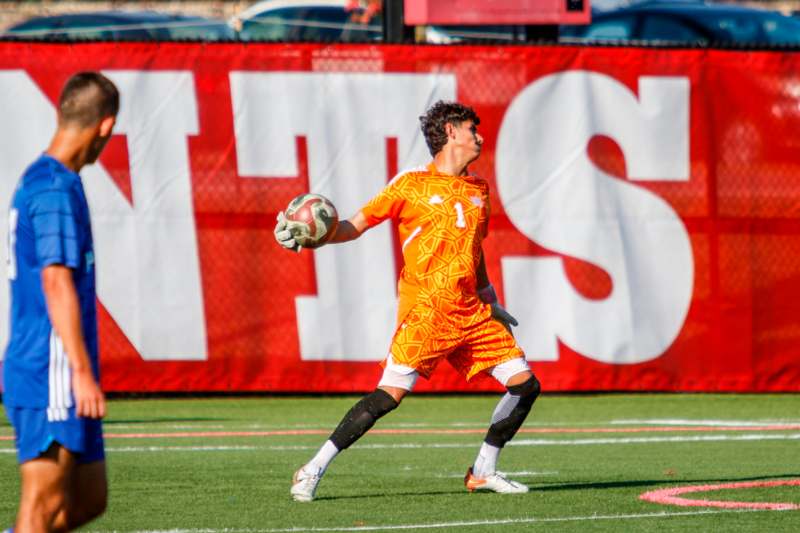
360, 163, 492, 327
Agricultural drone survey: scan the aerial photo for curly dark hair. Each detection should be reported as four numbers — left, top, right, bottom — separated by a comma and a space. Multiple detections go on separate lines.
419, 100, 480, 156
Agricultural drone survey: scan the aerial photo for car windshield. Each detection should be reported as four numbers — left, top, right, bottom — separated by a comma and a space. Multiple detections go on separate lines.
5, 16, 128, 38
240, 5, 381, 41
7, 18, 60, 33
760, 13, 800, 44
695, 12, 762, 41
561, 4, 800, 46
639, 14, 707, 42
562, 14, 636, 40
164, 18, 235, 40
428, 24, 525, 42
5, 13, 233, 41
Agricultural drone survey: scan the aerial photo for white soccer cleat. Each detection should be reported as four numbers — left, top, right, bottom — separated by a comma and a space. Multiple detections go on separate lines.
291, 465, 323, 502
464, 467, 529, 494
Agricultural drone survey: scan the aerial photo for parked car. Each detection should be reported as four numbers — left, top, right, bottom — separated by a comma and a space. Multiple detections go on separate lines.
425, 24, 528, 44
560, 1, 800, 45
231, 0, 528, 43
232, 0, 381, 41
2, 11, 236, 41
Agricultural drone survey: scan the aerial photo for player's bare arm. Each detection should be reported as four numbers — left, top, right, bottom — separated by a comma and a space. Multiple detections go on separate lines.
326, 211, 369, 244
41, 264, 106, 419
275, 209, 368, 251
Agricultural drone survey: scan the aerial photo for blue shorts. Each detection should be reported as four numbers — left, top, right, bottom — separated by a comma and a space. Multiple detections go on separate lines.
4, 405, 105, 464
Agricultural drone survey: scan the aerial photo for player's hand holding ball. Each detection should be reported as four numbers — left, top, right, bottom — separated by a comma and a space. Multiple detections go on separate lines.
274, 211, 300, 252
274, 193, 339, 252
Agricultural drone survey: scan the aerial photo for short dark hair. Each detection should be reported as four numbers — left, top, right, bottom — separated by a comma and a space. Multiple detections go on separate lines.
419, 100, 480, 156
58, 71, 119, 128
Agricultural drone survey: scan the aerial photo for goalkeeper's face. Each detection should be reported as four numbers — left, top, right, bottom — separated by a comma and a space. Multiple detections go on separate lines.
452, 119, 483, 163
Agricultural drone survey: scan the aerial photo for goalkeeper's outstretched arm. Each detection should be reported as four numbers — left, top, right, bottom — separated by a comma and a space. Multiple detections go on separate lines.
327, 211, 369, 244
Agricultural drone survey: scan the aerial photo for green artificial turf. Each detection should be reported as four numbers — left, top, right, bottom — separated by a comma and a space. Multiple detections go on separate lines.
1, 394, 799, 532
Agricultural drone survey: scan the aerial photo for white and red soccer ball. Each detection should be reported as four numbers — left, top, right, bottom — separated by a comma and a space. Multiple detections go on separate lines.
284, 193, 339, 249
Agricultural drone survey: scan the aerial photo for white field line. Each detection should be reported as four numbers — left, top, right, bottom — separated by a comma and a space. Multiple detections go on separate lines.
92, 421, 630, 431
509, 433, 800, 446
107, 425, 227, 430
612, 419, 800, 427
5, 419, 799, 435
3, 432, 799, 455
107, 508, 787, 533
0, 446, 262, 454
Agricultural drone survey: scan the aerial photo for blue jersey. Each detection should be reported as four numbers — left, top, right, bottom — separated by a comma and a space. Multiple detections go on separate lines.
3, 154, 98, 417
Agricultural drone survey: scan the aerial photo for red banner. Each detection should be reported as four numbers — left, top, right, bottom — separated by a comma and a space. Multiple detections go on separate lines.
0, 43, 798, 392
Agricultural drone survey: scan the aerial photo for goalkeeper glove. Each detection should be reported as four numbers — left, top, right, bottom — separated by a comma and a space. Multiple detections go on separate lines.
274, 211, 301, 253
478, 284, 519, 331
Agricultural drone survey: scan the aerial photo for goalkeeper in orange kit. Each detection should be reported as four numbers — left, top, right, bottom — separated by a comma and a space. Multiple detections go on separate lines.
274, 100, 541, 502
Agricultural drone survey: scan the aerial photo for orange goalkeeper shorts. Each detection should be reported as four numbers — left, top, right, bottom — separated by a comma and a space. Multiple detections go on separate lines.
389, 303, 525, 380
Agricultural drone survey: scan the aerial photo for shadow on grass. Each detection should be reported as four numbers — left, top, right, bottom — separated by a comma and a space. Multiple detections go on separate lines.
315, 473, 800, 501
533, 473, 800, 492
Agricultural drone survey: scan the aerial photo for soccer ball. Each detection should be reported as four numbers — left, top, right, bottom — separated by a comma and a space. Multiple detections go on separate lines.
284, 193, 339, 249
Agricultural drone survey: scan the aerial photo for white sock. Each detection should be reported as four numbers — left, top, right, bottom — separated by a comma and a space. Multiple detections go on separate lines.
306, 440, 340, 474
472, 442, 500, 478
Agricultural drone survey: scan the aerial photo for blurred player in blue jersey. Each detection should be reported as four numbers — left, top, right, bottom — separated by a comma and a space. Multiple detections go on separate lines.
3, 72, 118, 533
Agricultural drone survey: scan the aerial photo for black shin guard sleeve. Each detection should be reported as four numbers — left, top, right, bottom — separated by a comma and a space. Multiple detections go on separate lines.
329, 389, 399, 451
485, 375, 541, 448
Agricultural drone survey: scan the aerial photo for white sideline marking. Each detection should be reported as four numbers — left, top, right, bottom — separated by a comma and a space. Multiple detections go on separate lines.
107, 446, 260, 453
116, 508, 778, 533
4, 431, 798, 455
5, 419, 796, 435
108, 425, 227, 430
0, 446, 261, 454
612, 419, 800, 427
509, 433, 800, 446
